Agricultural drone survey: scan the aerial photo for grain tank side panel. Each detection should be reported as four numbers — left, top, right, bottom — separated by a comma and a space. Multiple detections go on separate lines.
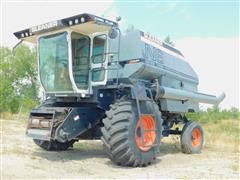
118, 30, 199, 84
118, 29, 200, 112
140, 32, 198, 83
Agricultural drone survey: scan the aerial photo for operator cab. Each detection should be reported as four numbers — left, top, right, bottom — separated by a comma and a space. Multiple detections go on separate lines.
14, 13, 119, 97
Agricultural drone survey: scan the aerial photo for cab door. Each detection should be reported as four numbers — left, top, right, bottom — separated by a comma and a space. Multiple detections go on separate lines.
90, 34, 108, 86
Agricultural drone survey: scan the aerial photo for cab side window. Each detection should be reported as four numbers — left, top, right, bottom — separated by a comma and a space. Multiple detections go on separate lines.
72, 32, 90, 89
92, 35, 107, 64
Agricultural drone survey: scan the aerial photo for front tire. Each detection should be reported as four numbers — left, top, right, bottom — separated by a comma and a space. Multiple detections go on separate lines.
33, 139, 75, 151
101, 99, 162, 167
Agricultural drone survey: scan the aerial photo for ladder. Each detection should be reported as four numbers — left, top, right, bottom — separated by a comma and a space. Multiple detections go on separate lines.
133, 86, 161, 149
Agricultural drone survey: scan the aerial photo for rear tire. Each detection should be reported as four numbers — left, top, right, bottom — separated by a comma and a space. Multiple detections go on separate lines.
33, 139, 75, 151
181, 121, 204, 154
101, 99, 162, 167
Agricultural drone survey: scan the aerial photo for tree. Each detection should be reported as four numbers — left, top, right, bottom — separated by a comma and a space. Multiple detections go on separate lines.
0, 47, 16, 112
0, 45, 39, 113
164, 35, 175, 46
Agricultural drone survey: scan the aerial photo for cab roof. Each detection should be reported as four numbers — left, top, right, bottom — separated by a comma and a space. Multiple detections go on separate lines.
14, 13, 118, 42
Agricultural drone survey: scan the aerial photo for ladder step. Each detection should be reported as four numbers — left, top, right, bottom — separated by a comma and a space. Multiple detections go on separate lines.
138, 98, 154, 101
140, 114, 155, 116
143, 129, 160, 132
142, 143, 160, 148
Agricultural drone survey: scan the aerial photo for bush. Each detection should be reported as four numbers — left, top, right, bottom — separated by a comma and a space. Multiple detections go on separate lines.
186, 106, 240, 123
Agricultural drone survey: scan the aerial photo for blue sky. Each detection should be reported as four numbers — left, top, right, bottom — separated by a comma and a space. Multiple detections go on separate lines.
104, 1, 239, 39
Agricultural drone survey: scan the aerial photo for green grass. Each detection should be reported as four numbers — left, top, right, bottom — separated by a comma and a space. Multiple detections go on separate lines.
186, 106, 239, 123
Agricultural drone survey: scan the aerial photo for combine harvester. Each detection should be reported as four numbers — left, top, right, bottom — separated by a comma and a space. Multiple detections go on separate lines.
14, 13, 225, 167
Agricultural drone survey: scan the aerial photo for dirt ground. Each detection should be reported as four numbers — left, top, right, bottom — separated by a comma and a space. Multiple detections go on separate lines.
1, 119, 239, 179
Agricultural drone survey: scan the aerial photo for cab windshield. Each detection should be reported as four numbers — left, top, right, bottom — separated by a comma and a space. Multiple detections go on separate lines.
39, 32, 72, 91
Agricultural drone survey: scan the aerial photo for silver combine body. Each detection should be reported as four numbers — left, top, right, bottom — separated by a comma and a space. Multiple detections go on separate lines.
14, 13, 225, 114
108, 30, 225, 112
13, 13, 225, 167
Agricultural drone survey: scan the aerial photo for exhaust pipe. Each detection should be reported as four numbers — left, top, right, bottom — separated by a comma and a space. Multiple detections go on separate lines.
156, 86, 225, 105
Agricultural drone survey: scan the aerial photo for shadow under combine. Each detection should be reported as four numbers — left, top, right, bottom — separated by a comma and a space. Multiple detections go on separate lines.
31, 139, 182, 165
32, 140, 107, 162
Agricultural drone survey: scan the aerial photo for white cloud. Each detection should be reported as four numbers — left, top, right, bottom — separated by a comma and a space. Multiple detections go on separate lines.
175, 37, 239, 109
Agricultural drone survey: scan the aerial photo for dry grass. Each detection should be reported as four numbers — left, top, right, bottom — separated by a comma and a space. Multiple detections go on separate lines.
202, 119, 239, 152
162, 119, 239, 152
0, 113, 29, 127
0, 112, 14, 120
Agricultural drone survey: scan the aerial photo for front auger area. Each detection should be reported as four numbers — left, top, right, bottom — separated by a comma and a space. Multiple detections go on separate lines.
100, 100, 204, 167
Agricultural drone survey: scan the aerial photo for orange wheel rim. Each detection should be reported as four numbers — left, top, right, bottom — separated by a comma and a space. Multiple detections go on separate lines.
135, 114, 156, 151
191, 128, 202, 148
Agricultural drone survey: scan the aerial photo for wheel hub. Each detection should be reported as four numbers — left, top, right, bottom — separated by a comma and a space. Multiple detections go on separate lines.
191, 128, 202, 148
135, 114, 156, 151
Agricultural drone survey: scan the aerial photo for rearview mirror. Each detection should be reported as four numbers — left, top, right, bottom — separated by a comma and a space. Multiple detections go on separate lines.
108, 28, 118, 39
